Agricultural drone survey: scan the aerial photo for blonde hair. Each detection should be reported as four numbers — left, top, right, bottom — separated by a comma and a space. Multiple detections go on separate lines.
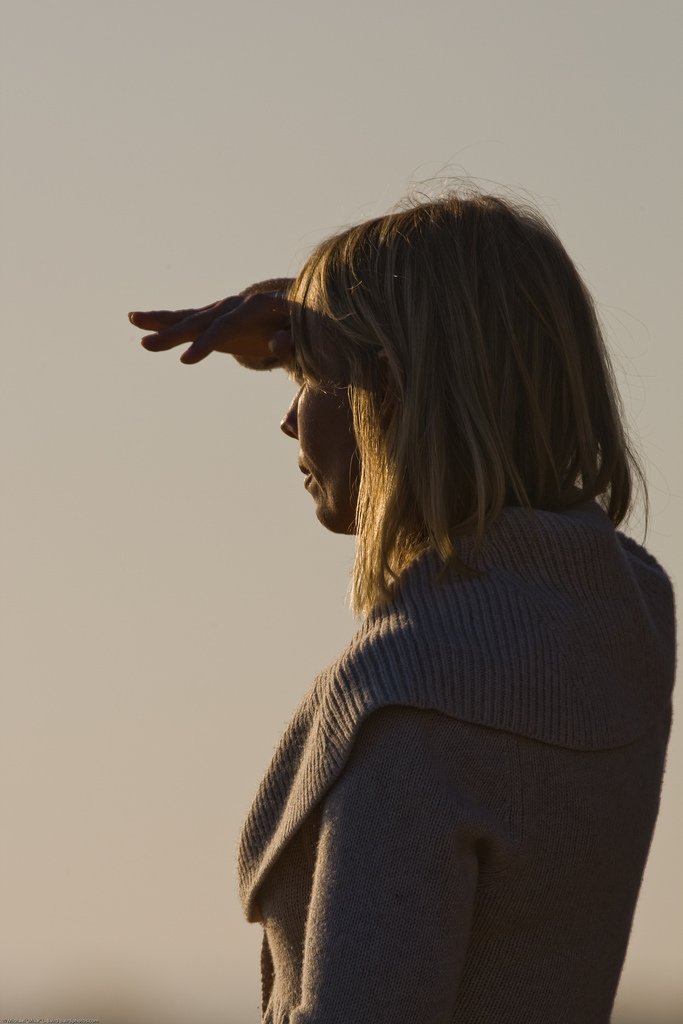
288, 192, 646, 616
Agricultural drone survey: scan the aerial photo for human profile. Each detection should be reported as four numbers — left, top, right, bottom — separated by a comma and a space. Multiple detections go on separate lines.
129, 191, 675, 1023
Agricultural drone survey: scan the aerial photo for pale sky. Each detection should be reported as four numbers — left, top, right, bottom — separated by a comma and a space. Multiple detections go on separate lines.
1, 1, 681, 1021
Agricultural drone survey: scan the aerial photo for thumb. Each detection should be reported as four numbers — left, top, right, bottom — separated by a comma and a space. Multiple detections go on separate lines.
268, 329, 294, 365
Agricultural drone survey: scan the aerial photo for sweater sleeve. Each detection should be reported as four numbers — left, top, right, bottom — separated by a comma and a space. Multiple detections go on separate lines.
289, 706, 514, 1024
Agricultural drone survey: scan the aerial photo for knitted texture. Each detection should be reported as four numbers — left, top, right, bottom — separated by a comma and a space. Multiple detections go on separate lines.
237, 502, 676, 1022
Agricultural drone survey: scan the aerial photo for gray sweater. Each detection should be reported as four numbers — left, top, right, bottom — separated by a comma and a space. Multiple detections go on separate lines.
237, 502, 676, 1023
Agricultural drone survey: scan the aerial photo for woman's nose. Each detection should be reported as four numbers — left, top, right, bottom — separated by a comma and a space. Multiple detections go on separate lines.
280, 389, 300, 439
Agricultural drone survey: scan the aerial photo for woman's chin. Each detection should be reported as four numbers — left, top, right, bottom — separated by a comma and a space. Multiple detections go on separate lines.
304, 476, 356, 534
312, 499, 356, 536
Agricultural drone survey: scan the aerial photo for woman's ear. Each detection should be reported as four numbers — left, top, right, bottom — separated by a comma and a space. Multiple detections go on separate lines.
377, 348, 403, 429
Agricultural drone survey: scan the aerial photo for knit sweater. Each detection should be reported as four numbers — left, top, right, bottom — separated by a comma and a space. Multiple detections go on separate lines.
237, 502, 676, 1023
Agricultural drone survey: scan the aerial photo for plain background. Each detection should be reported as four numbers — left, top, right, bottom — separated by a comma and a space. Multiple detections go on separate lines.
1, 1, 681, 1021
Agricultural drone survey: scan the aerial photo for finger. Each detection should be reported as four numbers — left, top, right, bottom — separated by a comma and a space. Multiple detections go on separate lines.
179, 293, 290, 364
178, 311, 241, 363
140, 309, 214, 352
129, 309, 197, 331
141, 296, 244, 352
128, 302, 229, 332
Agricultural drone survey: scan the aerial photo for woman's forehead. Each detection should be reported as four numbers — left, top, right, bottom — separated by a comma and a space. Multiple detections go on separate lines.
294, 305, 349, 384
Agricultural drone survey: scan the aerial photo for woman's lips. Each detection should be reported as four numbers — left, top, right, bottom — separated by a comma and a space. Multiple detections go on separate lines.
298, 459, 314, 489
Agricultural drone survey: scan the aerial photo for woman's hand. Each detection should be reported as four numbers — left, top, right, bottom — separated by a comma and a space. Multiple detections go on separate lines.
128, 279, 294, 370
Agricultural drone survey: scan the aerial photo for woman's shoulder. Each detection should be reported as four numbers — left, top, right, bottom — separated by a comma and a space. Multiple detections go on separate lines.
331, 502, 675, 752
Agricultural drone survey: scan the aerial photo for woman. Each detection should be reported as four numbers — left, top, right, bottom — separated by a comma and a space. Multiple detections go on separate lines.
130, 193, 676, 1023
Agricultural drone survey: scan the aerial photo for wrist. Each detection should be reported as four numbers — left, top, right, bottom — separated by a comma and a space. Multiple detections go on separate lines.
239, 278, 295, 299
